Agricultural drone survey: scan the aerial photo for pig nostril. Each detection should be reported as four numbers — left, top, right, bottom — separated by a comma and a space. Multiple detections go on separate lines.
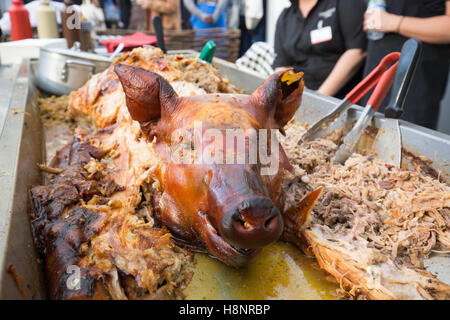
264, 215, 275, 229
221, 197, 284, 249
236, 215, 250, 229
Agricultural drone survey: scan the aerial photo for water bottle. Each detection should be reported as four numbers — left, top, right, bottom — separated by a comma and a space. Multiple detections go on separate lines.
366, 0, 386, 41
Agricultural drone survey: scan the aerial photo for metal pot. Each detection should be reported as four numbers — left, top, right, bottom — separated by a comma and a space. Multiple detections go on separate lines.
37, 47, 112, 95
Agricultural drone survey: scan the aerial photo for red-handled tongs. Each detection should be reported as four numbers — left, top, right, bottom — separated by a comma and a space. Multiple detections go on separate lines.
333, 54, 399, 164
299, 52, 401, 145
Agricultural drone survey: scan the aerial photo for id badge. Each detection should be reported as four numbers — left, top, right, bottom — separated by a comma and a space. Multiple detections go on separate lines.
310, 26, 333, 45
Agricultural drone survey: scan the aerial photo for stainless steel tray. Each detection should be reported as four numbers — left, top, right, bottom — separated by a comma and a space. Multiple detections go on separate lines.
0, 60, 46, 299
0, 52, 448, 299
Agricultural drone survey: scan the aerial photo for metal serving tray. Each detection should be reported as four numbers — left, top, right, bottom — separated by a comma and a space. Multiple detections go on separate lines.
0, 51, 448, 299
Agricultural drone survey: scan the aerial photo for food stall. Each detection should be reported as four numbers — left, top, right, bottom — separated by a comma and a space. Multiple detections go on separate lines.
0, 0, 449, 302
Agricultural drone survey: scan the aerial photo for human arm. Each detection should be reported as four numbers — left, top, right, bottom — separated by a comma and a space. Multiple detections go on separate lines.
317, 49, 366, 96
210, 0, 228, 24
364, 1, 450, 44
183, 0, 228, 25
317, 0, 367, 96
183, 0, 208, 21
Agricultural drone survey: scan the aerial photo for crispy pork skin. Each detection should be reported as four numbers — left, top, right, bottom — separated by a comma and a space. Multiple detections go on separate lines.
33, 47, 305, 298
31, 125, 193, 299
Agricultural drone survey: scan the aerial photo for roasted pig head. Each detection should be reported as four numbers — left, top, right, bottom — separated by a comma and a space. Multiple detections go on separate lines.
114, 64, 304, 267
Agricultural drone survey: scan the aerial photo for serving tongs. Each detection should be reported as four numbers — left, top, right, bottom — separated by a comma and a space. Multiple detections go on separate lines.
299, 52, 401, 145
333, 39, 422, 165
370, 39, 422, 167
333, 54, 400, 164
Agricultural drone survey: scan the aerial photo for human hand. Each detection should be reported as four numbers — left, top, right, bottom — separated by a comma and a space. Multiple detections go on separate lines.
364, 9, 404, 34
204, 14, 214, 25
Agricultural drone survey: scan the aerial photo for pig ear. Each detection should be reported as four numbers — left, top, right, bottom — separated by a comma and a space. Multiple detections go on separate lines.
114, 64, 179, 122
252, 68, 304, 128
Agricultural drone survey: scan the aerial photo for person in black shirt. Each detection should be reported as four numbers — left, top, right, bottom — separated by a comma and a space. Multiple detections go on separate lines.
238, 0, 267, 57
273, 0, 367, 98
116, 0, 132, 29
363, 0, 450, 130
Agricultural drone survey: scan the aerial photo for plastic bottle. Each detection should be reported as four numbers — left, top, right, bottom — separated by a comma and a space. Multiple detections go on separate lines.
37, 0, 59, 38
8, 0, 33, 41
366, 0, 386, 41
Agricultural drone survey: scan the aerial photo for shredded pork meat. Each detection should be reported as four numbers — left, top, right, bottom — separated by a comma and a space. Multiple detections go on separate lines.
280, 120, 450, 300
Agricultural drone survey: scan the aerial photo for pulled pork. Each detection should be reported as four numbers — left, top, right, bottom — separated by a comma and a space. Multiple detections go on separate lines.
280, 120, 450, 300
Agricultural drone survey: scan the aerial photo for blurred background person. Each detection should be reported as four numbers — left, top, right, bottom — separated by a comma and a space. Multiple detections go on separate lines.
238, 0, 267, 57
101, 0, 122, 28
273, 0, 367, 98
226, 0, 240, 29
130, 0, 145, 29
181, 0, 192, 29
183, 0, 228, 29
81, 0, 106, 30
116, 0, 132, 29
363, 0, 450, 130
134, 0, 181, 31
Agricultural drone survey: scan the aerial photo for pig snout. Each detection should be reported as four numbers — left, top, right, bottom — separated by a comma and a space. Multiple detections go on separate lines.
220, 196, 283, 249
